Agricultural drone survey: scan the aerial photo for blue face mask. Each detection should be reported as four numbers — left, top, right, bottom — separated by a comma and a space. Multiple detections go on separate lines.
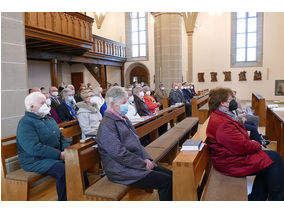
119, 104, 128, 116
67, 96, 73, 103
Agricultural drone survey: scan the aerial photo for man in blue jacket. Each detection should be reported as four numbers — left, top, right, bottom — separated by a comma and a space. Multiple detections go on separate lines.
17, 92, 71, 201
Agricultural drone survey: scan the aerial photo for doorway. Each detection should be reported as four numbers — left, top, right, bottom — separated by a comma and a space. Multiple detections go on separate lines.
130, 66, 148, 85
71, 72, 84, 91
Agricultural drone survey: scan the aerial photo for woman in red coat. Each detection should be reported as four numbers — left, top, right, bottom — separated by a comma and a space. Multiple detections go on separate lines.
143, 86, 160, 114
206, 87, 284, 201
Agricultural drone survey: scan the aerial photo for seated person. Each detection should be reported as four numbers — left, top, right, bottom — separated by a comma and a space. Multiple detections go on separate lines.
169, 82, 192, 117
133, 86, 152, 116
77, 89, 102, 138
206, 87, 284, 201
57, 88, 77, 122
93, 86, 107, 117
182, 82, 193, 102
16, 92, 70, 201
96, 86, 172, 201
143, 86, 160, 114
189, 83, 197, 96
154, 83, 168, 106
49, 86, 62, 109
125, 88, 142, 122
43, 92, 62, 124
75, 83, 86, 102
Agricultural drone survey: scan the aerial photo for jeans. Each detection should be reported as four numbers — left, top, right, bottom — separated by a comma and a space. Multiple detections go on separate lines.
243, 120, 262, 144
45, 162, 89, 201
248, 150, 284, 201
131, 165, 172, 201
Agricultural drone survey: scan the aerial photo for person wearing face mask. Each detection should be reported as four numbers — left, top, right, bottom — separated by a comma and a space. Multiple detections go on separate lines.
143, 86, 160, 114
133, 86, 151, 116
43, 92, 62, 124
77, 90, 102, 138
181, 82, 193, 102
154, 83, 168, 106
229, 95, 270, 147
56, 88, 77, 122
96, 86, 172, 201
124, 88, 142, 122
16, 92, 71, 201
206, 87, 284, 201
93, 86, 107, 117
49, 86, 62, 109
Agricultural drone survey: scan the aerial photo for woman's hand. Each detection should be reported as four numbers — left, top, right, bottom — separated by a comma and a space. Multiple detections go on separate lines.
144, 159, 154, 170
59, 151, 65, 160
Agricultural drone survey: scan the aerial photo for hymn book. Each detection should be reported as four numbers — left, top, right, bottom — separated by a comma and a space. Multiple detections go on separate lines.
181, 139, 204, 151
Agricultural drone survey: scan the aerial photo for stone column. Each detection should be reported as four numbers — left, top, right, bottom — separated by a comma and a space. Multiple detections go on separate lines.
1, 12, 28, 137
153, 12, 183, 92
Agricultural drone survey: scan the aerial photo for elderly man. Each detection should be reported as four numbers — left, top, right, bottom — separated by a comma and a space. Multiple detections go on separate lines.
154, 83, 168, 106
169, 82, 192, 117
96, 86, 172, 201
49, 86, 61, 109
16, 92, 70, 201
182, 82, 193, 102
31, 88, 41, 93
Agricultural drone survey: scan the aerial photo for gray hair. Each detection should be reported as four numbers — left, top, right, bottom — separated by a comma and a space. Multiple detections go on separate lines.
61, 88, 72, 98
25, 92, 46, 112
105, 86, 128, 109
133, 86, 143, 95
143, 86, 150, 92
93, 86, 103, 96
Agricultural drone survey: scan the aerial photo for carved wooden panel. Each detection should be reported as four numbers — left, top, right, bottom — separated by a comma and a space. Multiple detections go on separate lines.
210, 72, 217, 82
223, 71, 231, 81
254, 70, 262, 80
198, 73, 205, 82
239, 71, 247, 81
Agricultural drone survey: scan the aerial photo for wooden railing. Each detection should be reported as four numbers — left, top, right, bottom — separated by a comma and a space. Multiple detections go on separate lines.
93, 35, 126, 58
25, 12, 94, 43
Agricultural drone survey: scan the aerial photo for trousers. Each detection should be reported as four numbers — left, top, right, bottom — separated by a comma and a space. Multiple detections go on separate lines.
131, 165, 172, 201
45, 162, 89, 201
243, 120, 262, 144
248, 150, 284, 201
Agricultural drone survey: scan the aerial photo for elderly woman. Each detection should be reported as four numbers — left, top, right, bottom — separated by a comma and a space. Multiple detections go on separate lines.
42, 92, 62, 124
143, 86, 160, 114
133, 86, 151, 116
93, 86, 107, 116
77, 89, 102, 138
56, 88, 77, 122
206, 87, 284, 201
125, 88, 142, 122
96, 86, 172, 201
16, 92, 70, 201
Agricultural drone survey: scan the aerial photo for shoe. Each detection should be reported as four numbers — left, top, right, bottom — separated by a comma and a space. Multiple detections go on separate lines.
261, 139, 270, 148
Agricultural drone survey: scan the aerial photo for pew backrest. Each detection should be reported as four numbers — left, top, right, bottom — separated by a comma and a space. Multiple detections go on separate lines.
251, 92, 266, 126
58, 120, 81, 143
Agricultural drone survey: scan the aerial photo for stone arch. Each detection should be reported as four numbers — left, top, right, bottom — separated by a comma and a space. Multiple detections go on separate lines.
125, 62, 150, 86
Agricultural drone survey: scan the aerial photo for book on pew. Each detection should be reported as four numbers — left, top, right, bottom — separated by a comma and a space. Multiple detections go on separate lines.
181, 139, 204, 151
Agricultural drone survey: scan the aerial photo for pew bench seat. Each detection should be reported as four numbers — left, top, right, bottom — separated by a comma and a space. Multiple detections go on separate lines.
5, 168, 45, 182
202, 166, 248, 201
199, 103, 209, 111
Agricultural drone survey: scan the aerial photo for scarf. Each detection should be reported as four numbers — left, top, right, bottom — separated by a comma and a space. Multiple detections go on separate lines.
217, 107, 239, 121
63, 99, 77, 119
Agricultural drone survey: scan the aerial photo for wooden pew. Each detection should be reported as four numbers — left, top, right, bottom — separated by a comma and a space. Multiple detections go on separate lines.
191, 93, 209, 124
162, 98, 169, 109
251, 92, 266, 126
65, 109, 199, 201
58, 120, 81, 144
173, 118, 248, 201
197, 89, 209, 96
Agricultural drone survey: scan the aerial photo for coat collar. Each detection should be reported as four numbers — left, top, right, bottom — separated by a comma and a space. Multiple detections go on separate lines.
104, 111, 126, 121
213, 110, 241, 125
25, 111, 45, 120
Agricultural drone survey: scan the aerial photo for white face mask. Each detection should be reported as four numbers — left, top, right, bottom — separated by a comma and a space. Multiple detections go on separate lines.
46, 98, 51, 106
51, 92, 58, 97
139, 91, 145, 98
90, 96, 101, 105
38, 104, 50, 116
161, 87, 165, 90
175, 86, 178, 90
181, 86, 184, 90
128, 95, 134, 102
146, 91, 151, 96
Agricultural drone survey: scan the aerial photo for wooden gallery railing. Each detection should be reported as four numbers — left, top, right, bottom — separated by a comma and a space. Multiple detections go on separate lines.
92, 35, 126, 59
25, 12, 94, 50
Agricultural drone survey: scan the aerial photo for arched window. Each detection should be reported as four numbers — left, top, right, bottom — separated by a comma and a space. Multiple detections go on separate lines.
231, 12, 263, 67
125, 12, 148, 60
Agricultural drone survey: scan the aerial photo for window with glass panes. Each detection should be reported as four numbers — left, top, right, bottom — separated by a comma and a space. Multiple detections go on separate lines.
130, 12, 147, 58
231, 12, 263, 67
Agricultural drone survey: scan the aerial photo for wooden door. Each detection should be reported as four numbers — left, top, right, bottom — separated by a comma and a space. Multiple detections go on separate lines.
71, 72, 84, 91
130, 66, 148, 84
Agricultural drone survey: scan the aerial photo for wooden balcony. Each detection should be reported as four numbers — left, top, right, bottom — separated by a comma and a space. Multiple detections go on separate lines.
25, 12, 94, 55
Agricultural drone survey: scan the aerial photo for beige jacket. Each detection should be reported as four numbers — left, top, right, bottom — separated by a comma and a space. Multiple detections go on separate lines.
154, 88, 168, 104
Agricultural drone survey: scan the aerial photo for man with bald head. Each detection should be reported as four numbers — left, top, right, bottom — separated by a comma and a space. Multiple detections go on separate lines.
49, 86, 61, 109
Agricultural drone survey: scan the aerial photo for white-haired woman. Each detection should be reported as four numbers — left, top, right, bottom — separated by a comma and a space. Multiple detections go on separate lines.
93, 86, 107, 116
96, 86, 172, 201
16, 92, 72, 201
56, 88, 77, 122
77, 89, 102, 138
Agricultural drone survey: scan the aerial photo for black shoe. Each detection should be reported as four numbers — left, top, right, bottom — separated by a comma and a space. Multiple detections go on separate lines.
261, 139, 270, 148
